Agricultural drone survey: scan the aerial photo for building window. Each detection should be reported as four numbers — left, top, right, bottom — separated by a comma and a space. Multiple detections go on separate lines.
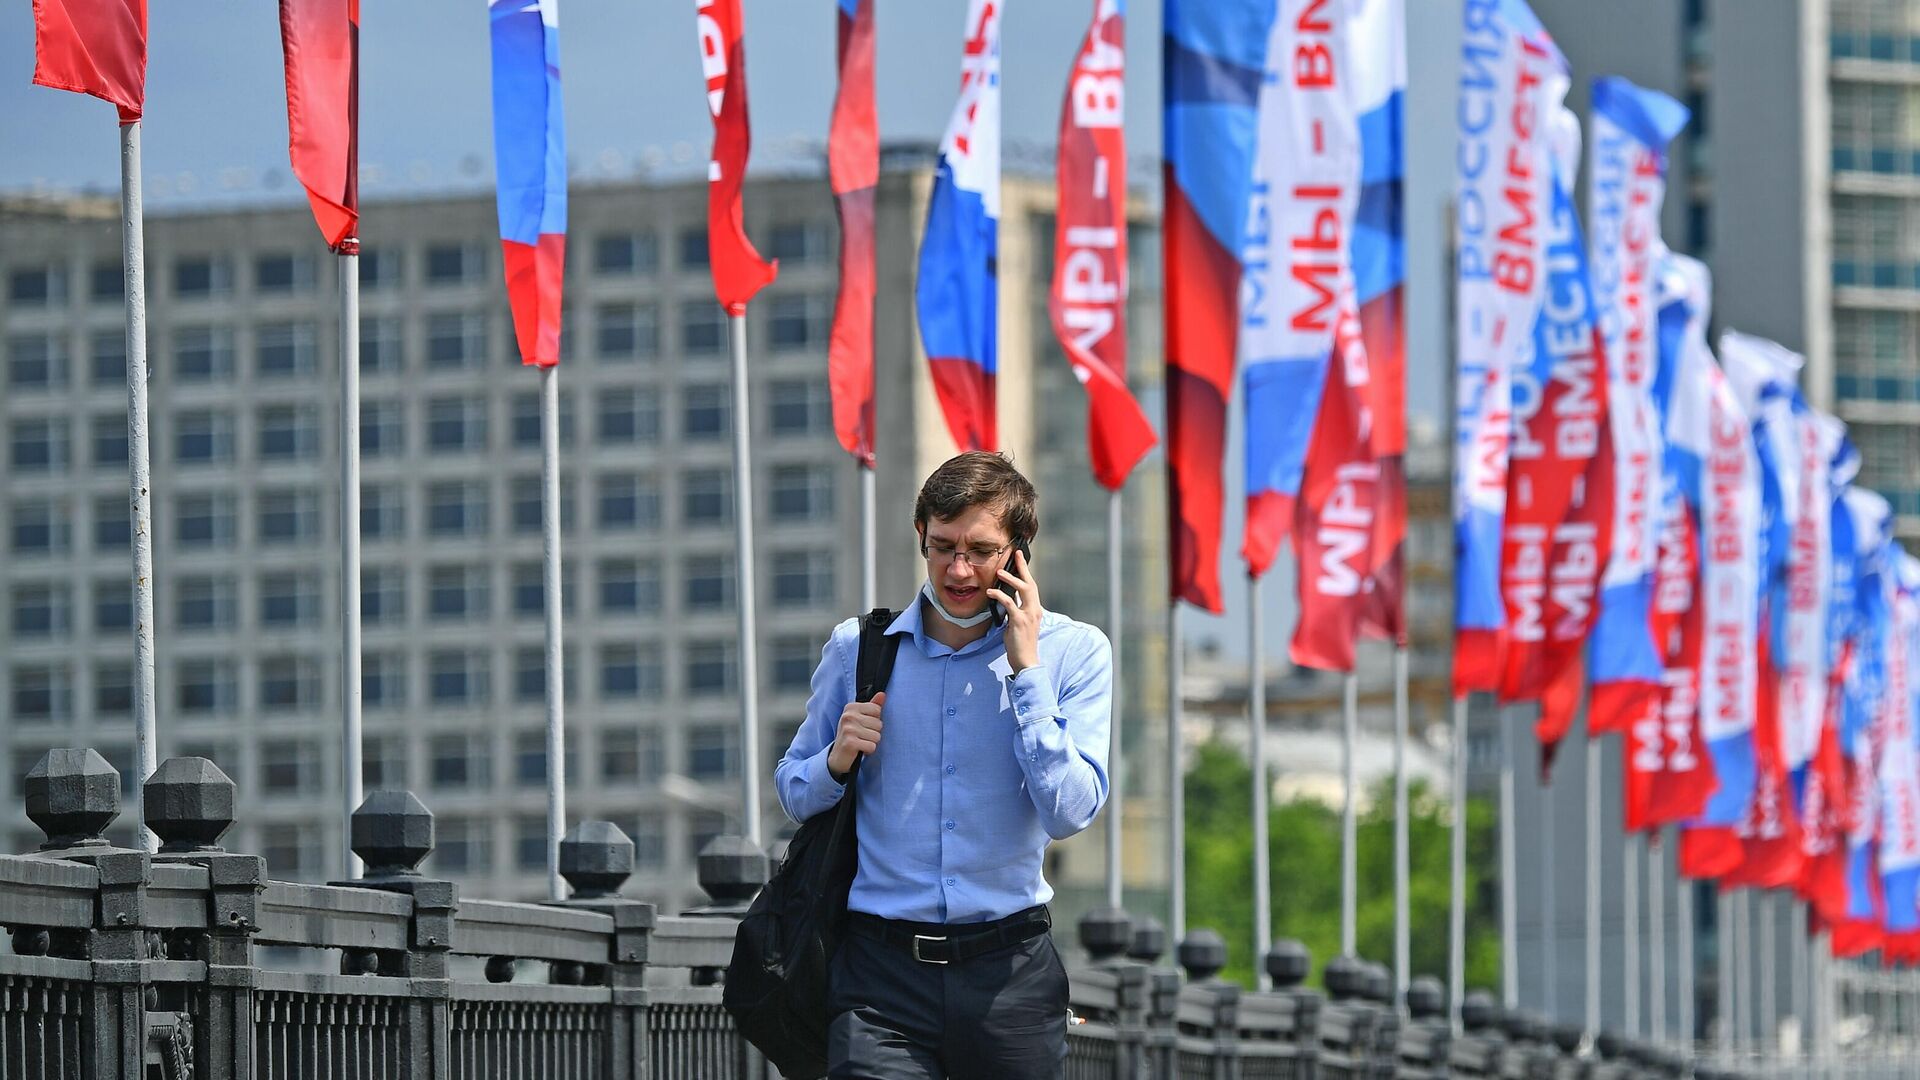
261, 825, 317, 881
259, 571, 321, 628
681, 300, 726, 355
91, 414, 128, 469
89, 262, 123, 303
12, 583, 71, 638
172, 326, 235, 381
259, 655, 322, 712
11, 498, 70, 556
599, 643, 664, 700
598, 557, 662, 615
686, 724, 738, 781
93, 579, 132, 632
596, 472, 661, 531
514, 731, 576, 788
12, 664, 71, 724
686, 641, 737, 698
434, 817, 492, 875
361, 482, 406, 541
89, 330, 125, 386
768, 222, 829, 265
175, 492, 236, 550
683, 554, 736, 611
174, 410, 235, 465
427, 480, 490, 538
510, 562, 574, 620
258, 404, 320, 462
358, 399, 405, 457
429, 565, 490, 622
772, 551, 834, 609
682, 468, 732, 527
594, 302, 661, 361
258, 489, 320, 545
596, 387, 661, 445
362, 733, 406, 789
767, 294, 830, 351
771, 635, 818, 691
8, 333, 68, 390
593, 232, 660, 276
428, 651, 490, 707
93, 496, 129, 551
175, 575, 236, 632
172, 256, 233, 299
678, 228, 710, 269
256, 321, 318, 378
511, 391, 575, 449
360, 315, 405, 374
630, 817, 667, 870
254, 253, 315, 294
770, 464, 835, 521
11, 417, 69, 473
362, 566, 407, 626
359, 249, 403, 290
176, 659, 237, 716
510, 475, 575, 534
426, 396, 488, 454
600, 727, 663, 785
363, 652, 407, 710
94, 663, 133, 717
514, 816, 547, 872
768, 378, 833, 437
681, 385, 731, 441
8, 265, 66, 306
426, 311, 489, 370
260, 738, 320, 796
425, 243, 486, 285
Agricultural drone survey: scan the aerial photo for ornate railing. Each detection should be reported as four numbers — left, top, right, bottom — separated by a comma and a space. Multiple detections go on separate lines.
0, 747, 1819, 1079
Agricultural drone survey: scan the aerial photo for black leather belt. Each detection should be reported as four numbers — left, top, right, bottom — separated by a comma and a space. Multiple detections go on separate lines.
848, 905, 1052, 965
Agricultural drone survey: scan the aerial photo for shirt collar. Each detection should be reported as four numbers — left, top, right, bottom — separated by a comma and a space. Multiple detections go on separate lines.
888, 596, 1003, 659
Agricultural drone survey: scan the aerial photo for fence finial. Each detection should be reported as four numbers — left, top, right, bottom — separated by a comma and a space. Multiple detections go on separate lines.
1176, 929, 1227, 982
1077, 907, 1133, 962
559, 820, 634, 899
24, 748, 119, 849
144, 757, 235, 853
350, 790, 434, 877
1127, 915, 1166, 963
1265, 939, 1311, 989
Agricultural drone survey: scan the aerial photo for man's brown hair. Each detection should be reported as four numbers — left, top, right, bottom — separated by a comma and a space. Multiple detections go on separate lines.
914, 451, 1039, 544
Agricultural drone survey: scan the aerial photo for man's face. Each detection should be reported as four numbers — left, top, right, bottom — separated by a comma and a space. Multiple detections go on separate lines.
920, 503, 1015, 620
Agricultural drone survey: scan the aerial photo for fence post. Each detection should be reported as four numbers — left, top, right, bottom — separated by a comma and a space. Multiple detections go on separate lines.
1079, 907, 1145, 1080
146, 756, 264, 1080
1176, 931, 1238, 1080
1264, 940, 1321, 1074
341, 790, 455, 1080
557, 820, 657, 1080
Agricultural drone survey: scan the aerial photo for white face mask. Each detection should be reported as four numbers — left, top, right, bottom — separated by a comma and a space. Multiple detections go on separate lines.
921, 580, 994, 628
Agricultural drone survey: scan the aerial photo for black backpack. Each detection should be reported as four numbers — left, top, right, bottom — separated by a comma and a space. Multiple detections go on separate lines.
724, 608, 900, 1079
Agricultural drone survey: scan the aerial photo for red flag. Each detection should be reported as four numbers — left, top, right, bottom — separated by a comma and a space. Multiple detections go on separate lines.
698, 0, 778, 315
1291, 292, 1378, 673
1623, 497, 1715, 830
1723, 630, 1804, 889
1355, 282, 1407, 646
1797, 667, 1851, 925
827, 0, 877, 466
279, 0, 359, 250
32, 0, 146, 122
1048, 0, 1155, 492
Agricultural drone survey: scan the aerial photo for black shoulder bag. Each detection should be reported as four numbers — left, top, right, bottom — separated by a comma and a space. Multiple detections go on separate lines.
724, 608, 900, 1079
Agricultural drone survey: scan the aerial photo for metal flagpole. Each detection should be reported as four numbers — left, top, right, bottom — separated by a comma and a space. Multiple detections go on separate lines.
1731, 889, 1748, 1053
1170, 604, 1187, 944
1343, 671, 1359, 960
1251, 578, 1272, 985
1393, 646, 1411, 1007
1106, 490, 1125, 911
1542, 766, 1557, 1020
861, 465, 877, 611
1649, 834, 1666, 1044
338, 243, 363, 880
1678, 872, 1694, 1052
119, 121, 157, 852
1585, 737, 1602, 1038
540, 365, 566, 900
1450, 695, 1469, 1030
1625, 830, 1641, 1036
1717, 890, 1734, 1062
1758, 892, 1776, 1055
728, 313, 764, 849
1500, 706, 1518, 1008
1791, 900, 1808, 1066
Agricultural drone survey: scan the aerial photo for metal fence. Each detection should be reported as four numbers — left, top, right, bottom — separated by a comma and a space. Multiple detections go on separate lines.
0, 747, 1900, 1080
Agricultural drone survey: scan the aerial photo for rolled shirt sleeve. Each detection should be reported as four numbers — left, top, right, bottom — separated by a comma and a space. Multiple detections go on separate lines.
774, 618, 859, 825
1009, 628, 1113, 840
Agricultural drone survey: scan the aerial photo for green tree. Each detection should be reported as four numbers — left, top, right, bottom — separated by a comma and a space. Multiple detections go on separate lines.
1183, 739, 1502, 992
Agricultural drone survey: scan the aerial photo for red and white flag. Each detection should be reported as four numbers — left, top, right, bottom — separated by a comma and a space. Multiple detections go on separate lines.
32, 0, 146, 122
698, 0, 778, 315
1049, 0, 1155, 491
279, 0, 360, 249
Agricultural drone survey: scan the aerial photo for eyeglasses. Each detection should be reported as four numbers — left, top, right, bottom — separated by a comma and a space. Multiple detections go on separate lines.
923, 540, 1014, 568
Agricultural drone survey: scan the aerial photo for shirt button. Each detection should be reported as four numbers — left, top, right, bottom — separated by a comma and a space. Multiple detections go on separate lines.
946, 877, 956, 887
945, 820, 956, 830
946, 706, 956, 716
946, 764, 956, 775
1029, 753, 1038, 762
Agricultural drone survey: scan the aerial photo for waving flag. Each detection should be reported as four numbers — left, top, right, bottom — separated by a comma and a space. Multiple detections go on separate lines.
1163, 0, 1278, 612
826, 0, 879, 465
917, 0, 1004, 453
1877, 551, 1920, 933
699, 0, 778, 314
1239, 0, 1363, 580
1453, 0, 1562, 693
1049, 0, 1154, 490
32, 0, 146, 122
490, 0, 566, 368
1587, 77, 1690, 737
1837, 488, 1892, 951
1290, 0, 1405, 671
279, 0, 359, 249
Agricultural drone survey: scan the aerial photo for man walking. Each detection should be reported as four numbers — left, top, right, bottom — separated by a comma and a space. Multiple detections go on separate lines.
776, 451, 1113, 1079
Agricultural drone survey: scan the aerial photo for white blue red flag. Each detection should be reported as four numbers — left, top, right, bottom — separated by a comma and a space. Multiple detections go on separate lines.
1452, 0, 1562, 695
1586, 76, 1690, 737
1290, 0, 1407, 672
1163, 0, 1278, 613
1049, 0, 1156, 491
917, 0, 1004, 453
1836, 488, 1891, 952
490, 0, 566, 367
828, 0, 878, 466
1239, 0, 1363, 581
1876, 550, 1920, 933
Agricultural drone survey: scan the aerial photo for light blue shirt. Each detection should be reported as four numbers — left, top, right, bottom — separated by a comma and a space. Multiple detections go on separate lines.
774, 601, 1112, 924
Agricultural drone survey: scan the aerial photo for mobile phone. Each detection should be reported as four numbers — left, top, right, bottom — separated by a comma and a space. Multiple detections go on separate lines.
990, 538, 1033, 627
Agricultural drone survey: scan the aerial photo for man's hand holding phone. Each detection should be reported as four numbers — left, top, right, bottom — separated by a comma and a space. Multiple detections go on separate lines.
990, 548, 1044, 675
829, 690, 885, 782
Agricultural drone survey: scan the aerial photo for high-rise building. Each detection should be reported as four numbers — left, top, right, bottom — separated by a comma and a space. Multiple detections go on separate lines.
0, 160, 1171, 924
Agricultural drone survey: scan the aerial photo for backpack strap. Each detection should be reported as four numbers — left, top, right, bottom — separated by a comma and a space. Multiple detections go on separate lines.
854, 607, 900, 703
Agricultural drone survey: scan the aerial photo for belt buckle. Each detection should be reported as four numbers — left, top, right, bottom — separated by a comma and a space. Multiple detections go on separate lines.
911, 934, 950, 965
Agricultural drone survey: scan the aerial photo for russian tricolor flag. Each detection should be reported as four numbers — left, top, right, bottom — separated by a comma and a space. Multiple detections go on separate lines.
490, 0, 567, 367
916, 0, 1003, 452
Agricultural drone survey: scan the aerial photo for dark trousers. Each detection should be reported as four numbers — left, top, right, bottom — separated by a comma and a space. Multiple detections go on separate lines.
826, 919, 1069, 1079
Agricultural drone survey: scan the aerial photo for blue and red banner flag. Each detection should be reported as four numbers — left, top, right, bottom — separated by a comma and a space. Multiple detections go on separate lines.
828, 0, 878, 466
1875, 550, 1920, 932
1049, 0, 1156, 491
490, 0, 566, 368
32, 0, 146, 122
917, 0, 1004, 453
1163, 0, 1278, 612
698, 0, 778, 315
279, 0, 359, 250
1587, 76, 1690, 738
